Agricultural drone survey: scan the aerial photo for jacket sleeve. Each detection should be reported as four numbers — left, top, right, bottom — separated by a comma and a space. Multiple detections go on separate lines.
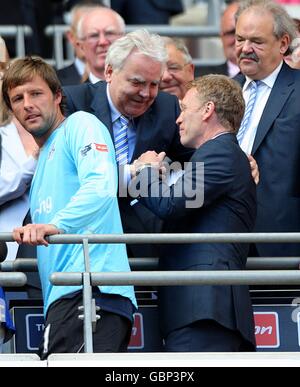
0, 156, 36, 206
136, 140, 236, 220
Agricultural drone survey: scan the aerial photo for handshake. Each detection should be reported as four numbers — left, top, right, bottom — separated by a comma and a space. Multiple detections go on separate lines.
130, 151, 168, 178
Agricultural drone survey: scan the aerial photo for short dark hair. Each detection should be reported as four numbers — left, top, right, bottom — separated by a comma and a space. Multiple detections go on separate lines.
2, 56, 65, 113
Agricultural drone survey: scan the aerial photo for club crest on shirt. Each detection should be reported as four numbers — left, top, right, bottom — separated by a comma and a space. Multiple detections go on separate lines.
81, 143, 108, 157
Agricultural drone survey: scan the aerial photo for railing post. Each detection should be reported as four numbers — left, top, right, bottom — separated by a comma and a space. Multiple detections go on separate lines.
78, 238, 99, 354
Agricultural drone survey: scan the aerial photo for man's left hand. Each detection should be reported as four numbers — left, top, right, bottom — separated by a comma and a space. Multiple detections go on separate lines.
248, 155, 260, 185
13, 224, 61, 247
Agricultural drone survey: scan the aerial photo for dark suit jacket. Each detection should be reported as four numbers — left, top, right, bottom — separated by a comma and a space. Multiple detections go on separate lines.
137, 133, 257, 348
56, 63, 82, 87
63, 80, 192, 256
0, 241, 7, 262
195, 62, 229, 78
235, 62, 300, 257
111, 0, 183, 24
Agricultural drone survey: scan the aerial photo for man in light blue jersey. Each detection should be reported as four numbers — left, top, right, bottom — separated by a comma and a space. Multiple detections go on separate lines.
2, 57, 137, 358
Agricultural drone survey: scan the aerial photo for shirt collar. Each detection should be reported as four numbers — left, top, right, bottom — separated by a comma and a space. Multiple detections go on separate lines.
106, 84, 122, 124
74, 57, 85, 77
243, 61, 283, 91
227, 60, 240, 78
89, 72, 103, 84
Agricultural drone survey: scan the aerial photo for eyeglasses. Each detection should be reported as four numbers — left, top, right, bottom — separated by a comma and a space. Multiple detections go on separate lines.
166, 63, 189, 74
82, 31, 122, 44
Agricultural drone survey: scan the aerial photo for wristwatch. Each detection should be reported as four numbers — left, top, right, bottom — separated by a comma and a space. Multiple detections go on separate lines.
135, 163, 153, 176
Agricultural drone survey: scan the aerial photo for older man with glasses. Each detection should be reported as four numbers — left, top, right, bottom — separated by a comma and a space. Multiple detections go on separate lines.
77, 6, 125, 83
160, 37, 195, 101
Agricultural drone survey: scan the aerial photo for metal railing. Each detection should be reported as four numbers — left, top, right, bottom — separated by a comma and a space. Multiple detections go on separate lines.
0, 272, 27, 287
0, 0, 224, 67
45, 24, 222, 69
0, 25, 32, 57
3, 232, 300, 245
2, 257, 300, 272
1, 232, 300, 353
44, 0, 223, 69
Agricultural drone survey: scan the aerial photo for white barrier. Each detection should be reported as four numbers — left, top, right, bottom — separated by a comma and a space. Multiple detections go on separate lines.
0, 354, 46, 367
47, 353, 300, 368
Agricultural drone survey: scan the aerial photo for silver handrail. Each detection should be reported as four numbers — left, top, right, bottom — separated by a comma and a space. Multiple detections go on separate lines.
0, 25, 32, 57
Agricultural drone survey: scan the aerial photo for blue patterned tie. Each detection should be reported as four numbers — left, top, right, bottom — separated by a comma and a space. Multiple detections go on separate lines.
115, 115, 129, 165
237, 80, 260, 144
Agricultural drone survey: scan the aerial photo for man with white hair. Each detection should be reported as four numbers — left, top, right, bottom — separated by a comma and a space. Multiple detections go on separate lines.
77, 6, 126, 83
160, 37, 195, 100
57, 3, 102, 86
63, 29, 192, 257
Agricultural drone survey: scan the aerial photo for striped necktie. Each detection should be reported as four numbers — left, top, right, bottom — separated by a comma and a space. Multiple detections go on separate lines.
237, 80, 260, 144
115, 115, 129, 166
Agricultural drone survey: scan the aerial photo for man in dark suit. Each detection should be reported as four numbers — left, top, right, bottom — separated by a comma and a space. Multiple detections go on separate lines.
56, 3, 90, 86
234, 0, 300, 258
196, 1, 240, 78
63, 29, 192, 257
159, 37, 195, 101
131, 75, 257, 352
111, 0, 183, 24
75, 6, 125, 83
0, 241, 7, 262
57, 4, 125, 86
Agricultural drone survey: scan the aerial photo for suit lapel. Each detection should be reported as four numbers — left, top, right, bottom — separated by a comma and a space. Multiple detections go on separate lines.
252, 63, 295, 154
90, 82, 114, 139
68, 64, 81, 84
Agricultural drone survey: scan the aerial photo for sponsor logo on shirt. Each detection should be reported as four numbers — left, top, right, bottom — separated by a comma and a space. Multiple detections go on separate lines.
81, 143, 108, 157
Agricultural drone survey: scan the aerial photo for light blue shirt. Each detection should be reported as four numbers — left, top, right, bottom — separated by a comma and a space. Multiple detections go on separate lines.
106, 85, 136, 163
30, 111, 137, 315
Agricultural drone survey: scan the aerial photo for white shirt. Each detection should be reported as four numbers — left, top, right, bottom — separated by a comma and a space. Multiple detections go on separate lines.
89, 72, 102, 84
239, 62, 283, 155
0, 121, 37, 260
227, 60, 240, 78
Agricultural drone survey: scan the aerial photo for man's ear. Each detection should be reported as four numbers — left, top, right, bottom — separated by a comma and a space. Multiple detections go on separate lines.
187, 63, 195, 79
280, 33, 290, 55
104, 64, 113, 83
55, 89, 63, 105
203, 101, 215, 119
